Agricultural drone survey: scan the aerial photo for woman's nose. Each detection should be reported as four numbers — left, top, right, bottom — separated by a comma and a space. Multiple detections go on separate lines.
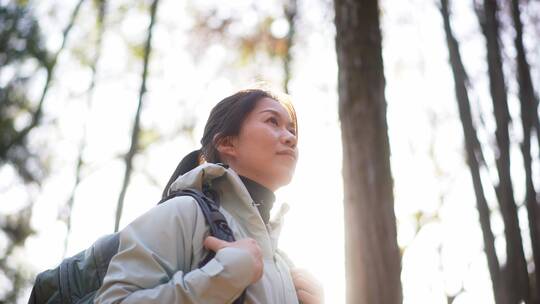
281, 129, 297, 148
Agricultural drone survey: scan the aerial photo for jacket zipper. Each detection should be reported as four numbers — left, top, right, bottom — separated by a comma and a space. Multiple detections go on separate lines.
274, 255, 288, 303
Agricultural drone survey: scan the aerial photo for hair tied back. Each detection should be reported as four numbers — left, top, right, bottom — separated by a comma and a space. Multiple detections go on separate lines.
161, 149, 202, 199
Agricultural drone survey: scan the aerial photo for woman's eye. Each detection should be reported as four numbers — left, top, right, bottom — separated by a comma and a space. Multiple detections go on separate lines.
267, 117, 279, 126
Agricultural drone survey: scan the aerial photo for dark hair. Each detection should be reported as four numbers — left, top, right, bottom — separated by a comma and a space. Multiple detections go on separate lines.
161, 88, 298, 198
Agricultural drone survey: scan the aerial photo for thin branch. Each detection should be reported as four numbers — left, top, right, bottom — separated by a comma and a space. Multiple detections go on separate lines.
3, 0, 86, 155
282, 0, 297, 94
62, 0, 107, 257
114, 0, 161, 232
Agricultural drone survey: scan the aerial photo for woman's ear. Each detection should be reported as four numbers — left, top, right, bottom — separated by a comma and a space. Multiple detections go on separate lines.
215, 135, 238, 161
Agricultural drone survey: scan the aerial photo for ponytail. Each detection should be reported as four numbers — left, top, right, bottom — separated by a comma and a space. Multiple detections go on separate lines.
161, 149, 202, 199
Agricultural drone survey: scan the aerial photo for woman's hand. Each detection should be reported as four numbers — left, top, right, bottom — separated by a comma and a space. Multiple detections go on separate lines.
291, 268, 324, 304
204, 236, 263, 284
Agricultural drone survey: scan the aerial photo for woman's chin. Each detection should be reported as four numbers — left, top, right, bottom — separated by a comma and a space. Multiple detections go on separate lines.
275, 171, 295, 188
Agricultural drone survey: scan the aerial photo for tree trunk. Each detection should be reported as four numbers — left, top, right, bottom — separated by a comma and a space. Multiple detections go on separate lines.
333, 0, 402, 303
114, 0, 160, 232
476, 1, 531, 302
440, 0, 506, 302
510, 0, 540, 301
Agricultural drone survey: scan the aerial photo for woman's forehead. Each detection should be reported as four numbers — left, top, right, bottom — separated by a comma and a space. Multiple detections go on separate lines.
254, 98, 295, 123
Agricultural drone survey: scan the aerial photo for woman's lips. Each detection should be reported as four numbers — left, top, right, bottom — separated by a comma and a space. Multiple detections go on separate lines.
277, 150, 297, 160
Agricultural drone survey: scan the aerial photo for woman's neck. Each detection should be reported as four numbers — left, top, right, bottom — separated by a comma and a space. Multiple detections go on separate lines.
238, 174, 276, 224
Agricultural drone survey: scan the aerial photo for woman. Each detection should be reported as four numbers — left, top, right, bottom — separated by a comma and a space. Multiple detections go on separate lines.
94, 89, 324, 303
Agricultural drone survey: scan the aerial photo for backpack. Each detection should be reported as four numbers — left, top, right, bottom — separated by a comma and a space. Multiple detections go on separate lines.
28, 187, 246, 304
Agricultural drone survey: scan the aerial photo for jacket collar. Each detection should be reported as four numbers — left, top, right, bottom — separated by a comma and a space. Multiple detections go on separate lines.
168, 162, 289, 256
238, 175, 275, 224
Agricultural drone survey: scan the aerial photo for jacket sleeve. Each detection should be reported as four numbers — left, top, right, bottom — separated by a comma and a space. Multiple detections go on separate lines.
94, 196, 255, 304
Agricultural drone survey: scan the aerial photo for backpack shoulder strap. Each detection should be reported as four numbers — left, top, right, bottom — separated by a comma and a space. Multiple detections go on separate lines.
158, 188, 236, 243
158, 187, 246, 304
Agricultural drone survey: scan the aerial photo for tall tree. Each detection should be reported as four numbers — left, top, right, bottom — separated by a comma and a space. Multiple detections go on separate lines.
476, 0, 530, 302
114, 0, 160, 232
333, 0, 402, 303
440, 0, 505, 302
442, 0, 540, 302
510, 0, 540, 300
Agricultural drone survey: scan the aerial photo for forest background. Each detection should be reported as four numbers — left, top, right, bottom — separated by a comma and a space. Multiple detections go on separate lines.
1, 0, 539, 303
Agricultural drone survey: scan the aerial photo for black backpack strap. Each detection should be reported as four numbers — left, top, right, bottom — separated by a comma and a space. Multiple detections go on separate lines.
158, 187, 246, 304
158, 188, 235, 243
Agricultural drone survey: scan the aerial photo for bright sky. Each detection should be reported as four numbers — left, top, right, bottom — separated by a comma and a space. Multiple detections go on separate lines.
2, 0, 538, 303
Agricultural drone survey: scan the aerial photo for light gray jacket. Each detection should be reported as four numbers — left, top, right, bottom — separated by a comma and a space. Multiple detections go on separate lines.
94, 162, 299, 304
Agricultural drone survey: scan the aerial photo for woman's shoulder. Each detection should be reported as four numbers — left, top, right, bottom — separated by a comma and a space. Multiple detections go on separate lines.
159, 194, 201, 214
123, 194, 206, 236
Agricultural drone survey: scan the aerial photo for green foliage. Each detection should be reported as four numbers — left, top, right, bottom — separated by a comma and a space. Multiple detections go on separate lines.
70, 43, 93, 67
0, 2, 50, 68
138, 127, 161, 151
0, 4, 49, 300
0, 205, 34, 303
0, 2, 49, 183
128, 41, 146, 61
187, 4, 291, 68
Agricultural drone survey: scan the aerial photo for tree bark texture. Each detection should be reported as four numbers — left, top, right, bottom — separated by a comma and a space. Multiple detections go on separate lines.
333, 0, 402, 303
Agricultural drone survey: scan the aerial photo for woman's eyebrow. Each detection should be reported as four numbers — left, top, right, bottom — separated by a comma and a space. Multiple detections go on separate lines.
258, 109, 295, 128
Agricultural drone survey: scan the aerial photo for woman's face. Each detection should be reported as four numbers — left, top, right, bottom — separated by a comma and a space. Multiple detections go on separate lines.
218, 97, 298, 191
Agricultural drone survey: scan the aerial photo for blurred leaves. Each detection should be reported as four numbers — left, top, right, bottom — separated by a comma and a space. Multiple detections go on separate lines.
127, 41, 146, 61
0, 206, 34, 248
0, 2, 50, 68
188, 5, 292, 66
0, 205, 34, 303
0, 2, 52, 302
0, 2, 50, 184
138, 127, 161, 151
